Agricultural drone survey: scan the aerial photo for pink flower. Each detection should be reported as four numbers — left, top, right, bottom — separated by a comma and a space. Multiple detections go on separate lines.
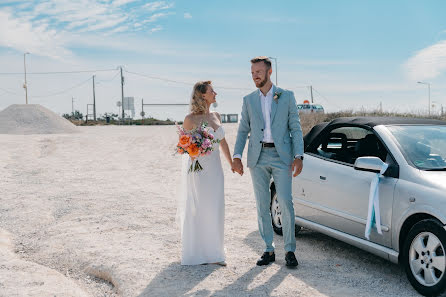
201, 139, 211, 149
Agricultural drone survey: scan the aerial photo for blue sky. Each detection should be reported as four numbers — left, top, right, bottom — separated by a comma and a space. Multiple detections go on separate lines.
1, 0, 446, 120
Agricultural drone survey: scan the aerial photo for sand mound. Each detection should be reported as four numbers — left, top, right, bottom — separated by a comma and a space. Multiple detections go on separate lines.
0, 104, 78, 134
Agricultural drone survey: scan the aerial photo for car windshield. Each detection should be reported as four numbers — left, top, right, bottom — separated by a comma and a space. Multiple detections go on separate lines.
387, 125, 446, 170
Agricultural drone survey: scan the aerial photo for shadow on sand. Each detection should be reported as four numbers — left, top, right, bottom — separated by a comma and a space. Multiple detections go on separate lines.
138, 229, 418, 297
230, 228, 418, 297
137, 262, 220, 297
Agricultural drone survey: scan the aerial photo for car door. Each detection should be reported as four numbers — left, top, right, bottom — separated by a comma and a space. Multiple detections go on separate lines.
294, 125, 397, 247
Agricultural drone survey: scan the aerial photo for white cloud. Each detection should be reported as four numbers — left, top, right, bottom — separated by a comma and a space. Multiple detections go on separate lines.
0, 10, 71, 59
81, 15, 129, 32
0, 0, 176, 58
150, 25, 163, 33
112, 0, 140, 7
184, 13, 192, 19
143, 12, 172, 23
405, 40, 446, 80
143, 1, 174, 12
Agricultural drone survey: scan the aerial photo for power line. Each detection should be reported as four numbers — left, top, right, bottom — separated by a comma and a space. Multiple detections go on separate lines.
214, 85, 252, 91
96, 71, 120, 84
124, 70, 195, 86
124, 69, 252, 91
0, 68, 118, 75
0, 86, 20, 95
32, 77, 92, 98
0, 91, 11, 98
312, 87, 341, 109
311, 87, 329, 102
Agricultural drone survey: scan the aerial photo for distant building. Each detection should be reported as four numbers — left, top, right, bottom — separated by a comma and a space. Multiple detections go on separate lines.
221, 114, 238, 123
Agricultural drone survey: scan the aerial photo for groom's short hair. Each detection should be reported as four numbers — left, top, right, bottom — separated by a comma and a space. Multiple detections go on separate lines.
250, 56, 272, 70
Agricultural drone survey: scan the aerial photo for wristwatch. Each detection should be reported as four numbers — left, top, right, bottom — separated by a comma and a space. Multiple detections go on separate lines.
294, 154, 304, 161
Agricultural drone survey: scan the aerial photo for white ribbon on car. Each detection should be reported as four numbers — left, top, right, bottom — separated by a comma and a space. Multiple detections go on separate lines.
365, 163, 389, 240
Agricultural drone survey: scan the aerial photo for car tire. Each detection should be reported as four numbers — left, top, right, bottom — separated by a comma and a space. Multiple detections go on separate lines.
270, 186, 301, 237
403, 219, 446, 296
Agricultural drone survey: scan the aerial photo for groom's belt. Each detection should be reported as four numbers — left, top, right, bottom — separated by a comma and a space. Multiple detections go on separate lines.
261, 142, 275, 148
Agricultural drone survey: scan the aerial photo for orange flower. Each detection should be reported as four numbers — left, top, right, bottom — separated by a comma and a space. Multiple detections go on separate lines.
178, 135, 191, 148
187, 143, 200, 158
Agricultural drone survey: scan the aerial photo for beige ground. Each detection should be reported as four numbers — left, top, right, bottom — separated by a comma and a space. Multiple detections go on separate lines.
0, 125, 420, 297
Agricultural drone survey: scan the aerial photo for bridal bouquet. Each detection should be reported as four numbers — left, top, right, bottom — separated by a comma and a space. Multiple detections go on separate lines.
176, 122, 220, 173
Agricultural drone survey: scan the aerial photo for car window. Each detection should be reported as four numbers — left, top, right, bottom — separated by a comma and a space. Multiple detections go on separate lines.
309, 126, 389, 165
387, 125, 446, 170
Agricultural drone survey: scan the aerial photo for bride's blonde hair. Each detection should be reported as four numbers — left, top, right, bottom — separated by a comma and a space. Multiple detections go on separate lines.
190, 81, 211, 114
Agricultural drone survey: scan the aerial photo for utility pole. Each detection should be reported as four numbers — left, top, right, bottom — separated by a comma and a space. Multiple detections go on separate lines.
23, 52, 30, 104
120, 66, 125, 123
92, 75, 96, 121
72, 97, 74, 114
141, 98, 145, 125
310, 85, 314, 103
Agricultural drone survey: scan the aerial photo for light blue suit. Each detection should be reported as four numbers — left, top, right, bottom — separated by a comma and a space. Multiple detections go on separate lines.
234, 85, 304, 253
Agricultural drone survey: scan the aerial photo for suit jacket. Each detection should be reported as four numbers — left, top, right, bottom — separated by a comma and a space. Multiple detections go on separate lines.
234, 85, 304, 168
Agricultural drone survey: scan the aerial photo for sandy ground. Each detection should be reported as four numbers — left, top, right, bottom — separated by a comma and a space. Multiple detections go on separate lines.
0, 124, 421, 297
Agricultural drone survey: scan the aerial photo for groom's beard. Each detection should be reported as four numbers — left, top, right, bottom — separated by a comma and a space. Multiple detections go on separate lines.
255, 73, 268, 88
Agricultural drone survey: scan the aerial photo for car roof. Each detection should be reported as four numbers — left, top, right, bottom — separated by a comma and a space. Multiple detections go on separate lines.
328, 116, 446, 127
303, 116, 446, 151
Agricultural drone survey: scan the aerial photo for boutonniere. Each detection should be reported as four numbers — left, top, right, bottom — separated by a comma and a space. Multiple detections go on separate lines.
273, 91, 282, 103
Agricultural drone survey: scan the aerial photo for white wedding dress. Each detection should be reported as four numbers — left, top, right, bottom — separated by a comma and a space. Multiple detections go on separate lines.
177, 126, 226, 265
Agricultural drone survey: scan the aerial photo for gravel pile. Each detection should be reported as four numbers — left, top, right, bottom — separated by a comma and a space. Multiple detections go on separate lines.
0, 104, 78, 134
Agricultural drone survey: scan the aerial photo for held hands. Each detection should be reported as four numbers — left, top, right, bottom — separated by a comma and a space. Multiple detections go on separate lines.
232, 158, 244, 176
292, 158, 303, 177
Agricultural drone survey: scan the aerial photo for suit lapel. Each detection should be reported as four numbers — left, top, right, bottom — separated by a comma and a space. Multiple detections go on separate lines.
270, 85, 278, 125
252, 91, 265, 128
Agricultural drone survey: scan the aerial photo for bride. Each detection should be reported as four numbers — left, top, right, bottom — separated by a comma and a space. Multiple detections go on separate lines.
178, 80, 233, 266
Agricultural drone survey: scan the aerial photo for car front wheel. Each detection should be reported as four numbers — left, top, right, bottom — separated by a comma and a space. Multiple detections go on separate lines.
270, 186, 301, 236
403, 219, 446, 296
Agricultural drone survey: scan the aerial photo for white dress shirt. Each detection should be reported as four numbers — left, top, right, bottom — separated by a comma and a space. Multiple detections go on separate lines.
260, 85, 274, 143
233, 85, 274, 160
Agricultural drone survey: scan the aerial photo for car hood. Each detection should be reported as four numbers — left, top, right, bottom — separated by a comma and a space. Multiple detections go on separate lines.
417, 170, 446, 191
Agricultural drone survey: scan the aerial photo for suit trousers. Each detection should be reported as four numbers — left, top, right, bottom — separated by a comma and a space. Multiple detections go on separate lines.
249, 147, 296, 253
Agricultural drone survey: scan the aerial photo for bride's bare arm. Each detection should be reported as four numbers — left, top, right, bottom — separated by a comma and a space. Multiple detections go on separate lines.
214, 112, 232, 168
182, 115, 195, 160
182, 115, 194, 131
219, 138, 233, 167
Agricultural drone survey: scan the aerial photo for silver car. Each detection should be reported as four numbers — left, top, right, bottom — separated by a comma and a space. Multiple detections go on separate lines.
270, 117, 446, 296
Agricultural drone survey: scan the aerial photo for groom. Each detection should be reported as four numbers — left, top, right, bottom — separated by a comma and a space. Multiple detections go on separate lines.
232, 56, 304, 267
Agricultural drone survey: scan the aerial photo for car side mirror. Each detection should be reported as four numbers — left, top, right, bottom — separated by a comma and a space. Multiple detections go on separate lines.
354, 157, 388, 174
